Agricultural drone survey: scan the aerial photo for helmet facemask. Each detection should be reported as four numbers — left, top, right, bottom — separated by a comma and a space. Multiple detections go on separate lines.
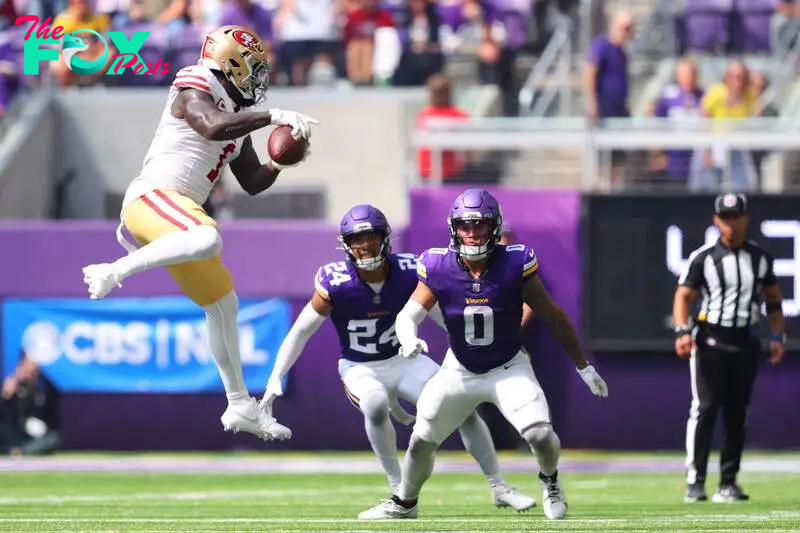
238, 55, 270, 105
448, 215, 502, 261
340, 230, 391, 271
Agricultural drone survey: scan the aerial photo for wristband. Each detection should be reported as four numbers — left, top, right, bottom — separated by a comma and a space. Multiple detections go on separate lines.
674, 325, 692, 338
771, 333, 787, 345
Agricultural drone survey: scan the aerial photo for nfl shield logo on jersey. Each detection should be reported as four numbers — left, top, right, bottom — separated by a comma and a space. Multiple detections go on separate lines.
472, 282, 481, 293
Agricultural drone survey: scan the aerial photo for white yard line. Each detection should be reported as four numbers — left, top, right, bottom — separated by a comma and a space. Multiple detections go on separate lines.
2, 513, 800, 524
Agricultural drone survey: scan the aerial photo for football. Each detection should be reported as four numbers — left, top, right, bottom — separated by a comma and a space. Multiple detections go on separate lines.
267, 125, 309, 167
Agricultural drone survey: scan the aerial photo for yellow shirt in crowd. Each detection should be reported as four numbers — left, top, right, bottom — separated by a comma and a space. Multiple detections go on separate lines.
701, 83, 756, 118
52, 11, 111, 36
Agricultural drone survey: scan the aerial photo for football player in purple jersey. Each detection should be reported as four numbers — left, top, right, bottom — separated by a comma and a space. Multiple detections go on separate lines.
262, 204, 535, 513
359, 189, 609, 521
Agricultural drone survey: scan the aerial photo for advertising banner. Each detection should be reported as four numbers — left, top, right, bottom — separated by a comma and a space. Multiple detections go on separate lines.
2, 297, 290, 393
583, 194, 800, 350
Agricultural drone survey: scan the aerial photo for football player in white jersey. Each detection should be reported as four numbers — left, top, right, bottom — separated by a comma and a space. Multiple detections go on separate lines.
80, 26, 316, 442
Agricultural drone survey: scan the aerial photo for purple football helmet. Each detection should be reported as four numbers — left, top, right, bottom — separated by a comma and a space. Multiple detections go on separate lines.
339, 204, 392, 270
448, 189, 503, 260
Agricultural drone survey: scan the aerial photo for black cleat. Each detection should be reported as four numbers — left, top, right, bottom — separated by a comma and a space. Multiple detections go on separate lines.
713, 484, 750, 502
685, 483, 708, 502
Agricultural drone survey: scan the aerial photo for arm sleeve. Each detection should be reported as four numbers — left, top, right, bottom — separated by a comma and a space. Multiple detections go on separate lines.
428, 302, 447, 330
395, 299, 429, 346
268, 302, 326, 383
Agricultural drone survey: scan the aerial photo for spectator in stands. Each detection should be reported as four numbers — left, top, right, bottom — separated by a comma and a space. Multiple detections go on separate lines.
274, 0, 341, 87
584, 10, 633, 189
417, 74, 469, 180
0, 0, 19, 31
343, 0, 394, 85
51, 0, 112, 87
585, 10, 632, 126
103, 0, 146, 30
695, 61, 758, 192
751, 71, 778, 118
220, 0, 274, 67
154, 0, 193, 35
416, 73, 501, 183
772, 0, 800, 52
0, 352, 61, 456
275, 0, 342, 86
648, 58, 704, 187
221, 0, 272, 44
475, 0, 527, 116
392, 0, 444, 86
0, 39, 17, 118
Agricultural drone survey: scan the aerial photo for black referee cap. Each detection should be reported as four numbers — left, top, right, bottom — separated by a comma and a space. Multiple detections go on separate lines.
714, 193, 748, 216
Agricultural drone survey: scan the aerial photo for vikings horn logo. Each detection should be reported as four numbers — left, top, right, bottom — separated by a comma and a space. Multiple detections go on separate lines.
62, 30, 110, 76
232, 30, 262, 53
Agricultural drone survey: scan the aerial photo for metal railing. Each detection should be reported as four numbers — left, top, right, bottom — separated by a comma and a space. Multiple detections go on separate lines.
410, 116, 800, 190
518, 14, 575, 117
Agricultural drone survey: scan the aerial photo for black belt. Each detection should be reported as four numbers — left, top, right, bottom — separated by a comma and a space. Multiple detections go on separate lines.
697, 323, 754, 350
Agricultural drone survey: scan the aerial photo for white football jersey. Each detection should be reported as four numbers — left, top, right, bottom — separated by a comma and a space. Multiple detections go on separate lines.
122, 61, 244, 209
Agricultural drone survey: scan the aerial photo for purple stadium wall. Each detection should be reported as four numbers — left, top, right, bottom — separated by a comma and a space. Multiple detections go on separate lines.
1, 188, 798, 451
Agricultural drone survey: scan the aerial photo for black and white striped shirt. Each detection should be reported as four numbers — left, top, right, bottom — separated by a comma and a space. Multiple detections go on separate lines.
679, 240, 777, 328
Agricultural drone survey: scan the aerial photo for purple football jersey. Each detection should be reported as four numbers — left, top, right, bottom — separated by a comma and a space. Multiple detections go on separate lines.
654, 84, 704, 180
417, 244, 538, 373
314, 253, 420, 363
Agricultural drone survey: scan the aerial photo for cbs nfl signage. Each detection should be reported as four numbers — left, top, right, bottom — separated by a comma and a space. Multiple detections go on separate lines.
2, 296, 290, 393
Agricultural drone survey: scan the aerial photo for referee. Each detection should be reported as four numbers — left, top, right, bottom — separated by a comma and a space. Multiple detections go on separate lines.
672, 193, 786, 504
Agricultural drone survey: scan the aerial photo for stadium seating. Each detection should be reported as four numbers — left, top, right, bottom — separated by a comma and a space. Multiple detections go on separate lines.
731, 0, 779, 53
679, 0, 733, 53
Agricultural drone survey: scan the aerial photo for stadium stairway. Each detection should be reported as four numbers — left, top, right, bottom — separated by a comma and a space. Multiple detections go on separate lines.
504, 0, 662, 188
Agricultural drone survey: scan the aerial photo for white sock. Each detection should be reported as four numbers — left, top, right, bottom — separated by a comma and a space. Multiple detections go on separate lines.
458, 414, 504, 487
360, 391, 402, 490
398, 435, 437, 501
530, 431, 562, 477
114, 225, 221, 281
203, 291, 249, 406
364, 417, 402, 491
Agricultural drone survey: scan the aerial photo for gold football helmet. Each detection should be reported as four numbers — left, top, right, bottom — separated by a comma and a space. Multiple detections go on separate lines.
200, 25, 270, 106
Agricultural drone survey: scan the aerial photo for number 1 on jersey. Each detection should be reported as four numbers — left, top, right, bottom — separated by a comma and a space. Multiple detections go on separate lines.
207, 143, 236, 182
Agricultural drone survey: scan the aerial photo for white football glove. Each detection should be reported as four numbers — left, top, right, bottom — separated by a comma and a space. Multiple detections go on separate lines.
577, 365, 608, 397
398, 338, 429, 359
260, 378, 284, 415
268, 107, 318, 140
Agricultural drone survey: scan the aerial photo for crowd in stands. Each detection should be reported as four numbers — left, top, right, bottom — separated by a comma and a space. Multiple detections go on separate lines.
0, 0, 577, 116
2, 0, 799, 191
585, 1, 799, 193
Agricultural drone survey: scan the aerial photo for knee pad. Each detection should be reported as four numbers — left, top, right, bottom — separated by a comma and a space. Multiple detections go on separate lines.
522, 422, 553, 446
360, 390, 390, 425
189, 225, 222, 259
408, 433, 439, 458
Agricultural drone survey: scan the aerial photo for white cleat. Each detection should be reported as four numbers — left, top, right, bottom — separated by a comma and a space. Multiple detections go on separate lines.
540, 475, 568, 520
358, 498, 418, 520
221, 398, 292, 441
493, 484, 536, 512
82, 263, 123, 299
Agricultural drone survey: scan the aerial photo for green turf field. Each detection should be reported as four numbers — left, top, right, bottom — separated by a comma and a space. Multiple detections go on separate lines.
1, 452, 799, 532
